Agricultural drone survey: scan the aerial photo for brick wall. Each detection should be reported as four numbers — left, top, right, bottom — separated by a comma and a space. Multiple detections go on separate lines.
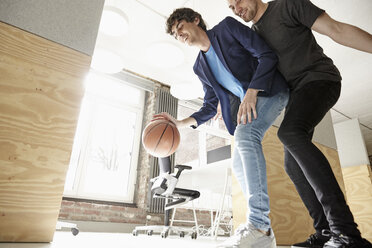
58, 200, 153, 224
58, 83, 215, 229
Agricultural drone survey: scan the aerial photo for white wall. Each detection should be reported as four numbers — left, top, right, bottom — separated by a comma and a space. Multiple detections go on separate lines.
334, 118, 370, 167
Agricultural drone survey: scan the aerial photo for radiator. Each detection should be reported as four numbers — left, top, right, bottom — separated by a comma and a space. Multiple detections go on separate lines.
148, 87, 178, 214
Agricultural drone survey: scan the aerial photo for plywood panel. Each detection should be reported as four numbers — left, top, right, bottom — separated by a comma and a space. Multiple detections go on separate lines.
232, 126, 344, 245
0, 21, 90, 242
342, 164, 372, 242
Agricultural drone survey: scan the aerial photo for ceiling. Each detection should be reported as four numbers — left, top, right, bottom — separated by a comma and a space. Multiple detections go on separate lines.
95, 0, 372, 155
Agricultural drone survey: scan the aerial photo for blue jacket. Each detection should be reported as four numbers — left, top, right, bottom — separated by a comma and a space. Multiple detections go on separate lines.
190, 17, 288, 135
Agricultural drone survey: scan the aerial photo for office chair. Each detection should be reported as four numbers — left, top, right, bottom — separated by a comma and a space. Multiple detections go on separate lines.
132, 156, 200, 239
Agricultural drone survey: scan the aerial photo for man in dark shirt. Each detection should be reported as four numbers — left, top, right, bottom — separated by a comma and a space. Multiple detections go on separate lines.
227, 0, 372, 248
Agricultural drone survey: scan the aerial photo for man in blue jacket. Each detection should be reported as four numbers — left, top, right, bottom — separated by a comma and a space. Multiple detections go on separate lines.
227, 0, 372, 248
153, 8, 288, 248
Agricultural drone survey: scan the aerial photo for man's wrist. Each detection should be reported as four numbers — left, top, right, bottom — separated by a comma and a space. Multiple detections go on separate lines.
247, 88, 260, 95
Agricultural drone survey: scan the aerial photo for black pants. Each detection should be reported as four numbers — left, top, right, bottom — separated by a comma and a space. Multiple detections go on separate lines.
277, 80, 360, 237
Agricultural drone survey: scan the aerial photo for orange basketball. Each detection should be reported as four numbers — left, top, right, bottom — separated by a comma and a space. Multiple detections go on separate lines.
142, 119, 180, 158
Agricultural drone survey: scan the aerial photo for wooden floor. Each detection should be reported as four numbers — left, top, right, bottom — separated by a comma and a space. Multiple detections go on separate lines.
0, 231, 291, 248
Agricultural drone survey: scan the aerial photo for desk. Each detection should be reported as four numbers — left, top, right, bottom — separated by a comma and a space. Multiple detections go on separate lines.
177, 159, 232, 211
175, 159, 233, 238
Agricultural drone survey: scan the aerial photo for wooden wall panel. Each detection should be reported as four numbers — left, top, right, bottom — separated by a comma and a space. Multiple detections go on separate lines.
0, 21, 90, 242
341, 164, 372, 242
232, 126, 345, 245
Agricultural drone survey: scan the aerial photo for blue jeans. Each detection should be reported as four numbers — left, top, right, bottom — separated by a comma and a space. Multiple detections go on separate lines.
232, 89, 289, 231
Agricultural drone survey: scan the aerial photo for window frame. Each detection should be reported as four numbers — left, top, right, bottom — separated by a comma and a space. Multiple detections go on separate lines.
176, 100, 232, 167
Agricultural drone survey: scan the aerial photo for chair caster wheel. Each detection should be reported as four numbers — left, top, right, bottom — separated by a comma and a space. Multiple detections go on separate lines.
179, 231, 185, 238
161, 231, 168, 238
191, 232, 197, 239
132, 230, 138, 236
147, 230, 153, 236
71, 228, 79, 236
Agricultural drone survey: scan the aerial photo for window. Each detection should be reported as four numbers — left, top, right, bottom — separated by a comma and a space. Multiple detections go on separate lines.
63, 72, 144, 203
175, 102, 231, 167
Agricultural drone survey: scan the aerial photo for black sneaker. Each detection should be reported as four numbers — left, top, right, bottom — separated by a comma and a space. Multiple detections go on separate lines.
291, 233, 329, 247
322, 230, 372, 248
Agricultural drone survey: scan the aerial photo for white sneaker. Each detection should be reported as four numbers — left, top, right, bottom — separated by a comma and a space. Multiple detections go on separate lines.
217, 223, 276, 248
217, 224, 248, 248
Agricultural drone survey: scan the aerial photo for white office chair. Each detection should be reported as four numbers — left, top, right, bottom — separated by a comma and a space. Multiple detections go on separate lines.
132, 156, 200, 239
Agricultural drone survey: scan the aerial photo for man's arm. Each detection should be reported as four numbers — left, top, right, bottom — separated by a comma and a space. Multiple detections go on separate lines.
152, 112, 197, 129
312, 12, 372, 53
223, 17, 278, 124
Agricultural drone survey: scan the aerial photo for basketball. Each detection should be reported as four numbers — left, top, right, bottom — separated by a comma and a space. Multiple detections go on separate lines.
142, 119, 180, 157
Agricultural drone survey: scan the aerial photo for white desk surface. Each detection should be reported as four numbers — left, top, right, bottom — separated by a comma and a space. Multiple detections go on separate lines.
177, 159, 232, 193
175, 159, 232, 211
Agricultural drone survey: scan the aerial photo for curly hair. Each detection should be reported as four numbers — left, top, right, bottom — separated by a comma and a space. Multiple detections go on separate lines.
166, 8, 207, 35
